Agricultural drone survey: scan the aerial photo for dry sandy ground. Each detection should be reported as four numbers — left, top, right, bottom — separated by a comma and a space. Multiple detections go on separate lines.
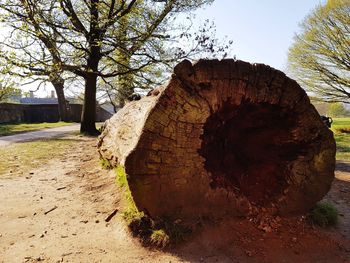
0, 135, 349, 263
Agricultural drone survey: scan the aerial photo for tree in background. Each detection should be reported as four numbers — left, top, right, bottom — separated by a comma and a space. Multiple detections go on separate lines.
309, 96, 330, 116
328, 102, 350, 117
0, 64, 21, 102
0, 81, 21, 103
288, 0, 350, 103
101, 17, 232, 109
99, 1, 232, 109
0, 1, 74, 121
0, 0, 229, 134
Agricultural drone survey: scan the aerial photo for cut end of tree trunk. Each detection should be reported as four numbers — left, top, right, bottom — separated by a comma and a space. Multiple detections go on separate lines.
98, 59, 336, 220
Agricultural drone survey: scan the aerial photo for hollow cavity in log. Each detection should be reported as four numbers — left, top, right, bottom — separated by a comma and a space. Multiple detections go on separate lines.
200, 101, 307, 205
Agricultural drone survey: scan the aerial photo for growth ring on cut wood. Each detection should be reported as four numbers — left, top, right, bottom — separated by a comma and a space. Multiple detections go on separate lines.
98, 59, 336, 219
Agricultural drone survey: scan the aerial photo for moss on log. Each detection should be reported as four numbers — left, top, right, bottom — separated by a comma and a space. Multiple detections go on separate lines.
98, 59, 336, 219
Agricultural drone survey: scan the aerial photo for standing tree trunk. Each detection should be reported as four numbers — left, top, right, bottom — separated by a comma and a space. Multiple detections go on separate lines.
80, 0, 100, 135
52, 79, 69, 122
80, 73, 98, 134
51, 76, 70, 122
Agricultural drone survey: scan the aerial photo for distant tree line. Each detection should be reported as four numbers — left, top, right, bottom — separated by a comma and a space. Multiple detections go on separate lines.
311, 98, 350, 118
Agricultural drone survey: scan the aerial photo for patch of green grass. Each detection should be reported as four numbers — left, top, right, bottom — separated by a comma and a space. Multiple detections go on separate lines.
331, 118, 350, 161
332, 118, 350, 127
99, 157, 112, 170
115, 165, 143, 221
308, 201, 338, 227
333, 133, 350, 160
157, 218, 192, 245
115, 165, 191, 248
0, 122, 73, 136
115, 165, 128, 188
0, 137, 76, 177
150, 229, 170, 248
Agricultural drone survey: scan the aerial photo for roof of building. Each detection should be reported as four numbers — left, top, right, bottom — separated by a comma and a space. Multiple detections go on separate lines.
20, 97, 58, 104
100, 102, 119, 114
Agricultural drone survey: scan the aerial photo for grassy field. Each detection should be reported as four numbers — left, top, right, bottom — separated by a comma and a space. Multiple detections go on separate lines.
0, 122, 73, 136
331, 118, 350, 161
0, 137, 78, 177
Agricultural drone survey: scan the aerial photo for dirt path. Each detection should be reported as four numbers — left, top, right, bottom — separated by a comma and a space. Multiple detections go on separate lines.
326, 161, 350, 240
0, 136, 179, 263
0, 135, 349, 262
0, 124, 80, 147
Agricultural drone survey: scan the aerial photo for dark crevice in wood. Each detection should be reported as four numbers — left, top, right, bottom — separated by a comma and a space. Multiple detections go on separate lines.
199, 101, 309, 205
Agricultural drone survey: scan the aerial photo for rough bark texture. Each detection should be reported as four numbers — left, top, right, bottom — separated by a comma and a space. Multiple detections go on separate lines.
98, 59, 336, 220
52, 80, 69, 122
80, 74, 98, 134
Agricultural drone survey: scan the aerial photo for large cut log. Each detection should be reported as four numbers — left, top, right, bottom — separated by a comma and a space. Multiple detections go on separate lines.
98, 59, 336, 219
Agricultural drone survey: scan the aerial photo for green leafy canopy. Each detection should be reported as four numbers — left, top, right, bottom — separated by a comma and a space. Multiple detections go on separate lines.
288, 0, 350, 103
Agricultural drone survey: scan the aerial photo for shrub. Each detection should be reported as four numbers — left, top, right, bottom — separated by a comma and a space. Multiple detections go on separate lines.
308, 201, 338, 227
150, 230, 170, 248
160, 218, 192, 244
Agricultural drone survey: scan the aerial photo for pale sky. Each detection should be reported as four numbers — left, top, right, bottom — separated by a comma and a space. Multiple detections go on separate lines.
194, 0, 325, 71
20, 0, 325, 97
